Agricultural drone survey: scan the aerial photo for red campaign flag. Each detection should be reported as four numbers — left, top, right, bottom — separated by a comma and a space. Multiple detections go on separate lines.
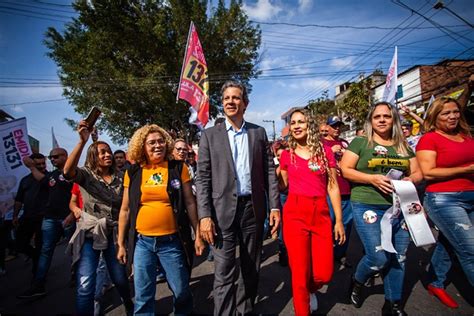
177, 21, 209, 128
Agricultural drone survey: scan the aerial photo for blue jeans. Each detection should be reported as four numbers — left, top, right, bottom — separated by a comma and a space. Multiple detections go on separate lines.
279, 193, 288, 252
424, 191, 474, 287
76, 236, 132, 315
35, 218, 75, 283
352, 202, 410, 301
328, 195, 353, 260
133, 233, 192, 316
428, 233, 452, 288
94, 253, 111, 300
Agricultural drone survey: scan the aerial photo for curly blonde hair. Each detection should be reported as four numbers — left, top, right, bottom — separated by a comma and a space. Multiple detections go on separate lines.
287, 109, 331, 176
127, 124, 174, 165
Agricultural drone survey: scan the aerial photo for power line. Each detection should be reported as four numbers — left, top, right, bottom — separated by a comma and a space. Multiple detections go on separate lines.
1, 98, 66, 107
252, 20, 467, 30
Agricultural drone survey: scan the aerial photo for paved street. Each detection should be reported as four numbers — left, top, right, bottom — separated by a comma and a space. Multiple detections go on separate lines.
0, 231, 473, 315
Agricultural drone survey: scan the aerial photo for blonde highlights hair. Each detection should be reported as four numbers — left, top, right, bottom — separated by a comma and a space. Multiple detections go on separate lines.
287, 109, 331, 176
423, 97, 471, 136
364, 102, 410, 156
127, 124, 174, 165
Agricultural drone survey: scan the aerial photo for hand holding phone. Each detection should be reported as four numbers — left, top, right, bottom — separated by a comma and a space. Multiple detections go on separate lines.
273, 157, 280, 166
386, 168, 403, 180
85, 107, 101, 130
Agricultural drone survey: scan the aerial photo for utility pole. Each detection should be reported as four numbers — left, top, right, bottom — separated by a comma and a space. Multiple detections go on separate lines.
263, 119, 276, 141
434, 1, 474, 28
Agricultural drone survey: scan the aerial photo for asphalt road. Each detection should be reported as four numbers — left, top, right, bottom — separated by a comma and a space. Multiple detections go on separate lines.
0, 230, 472, 315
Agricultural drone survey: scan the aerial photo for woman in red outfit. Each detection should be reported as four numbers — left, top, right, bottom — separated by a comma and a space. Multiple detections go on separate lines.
279, 109, 345, 315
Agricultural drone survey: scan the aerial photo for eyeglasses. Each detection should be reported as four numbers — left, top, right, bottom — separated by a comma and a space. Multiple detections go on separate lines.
175, 147, 188, 152
146, 139, 166, 147
48, 154, 64, 160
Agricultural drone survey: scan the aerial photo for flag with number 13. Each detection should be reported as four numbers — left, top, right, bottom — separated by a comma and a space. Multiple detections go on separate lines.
177, 21, 209, 128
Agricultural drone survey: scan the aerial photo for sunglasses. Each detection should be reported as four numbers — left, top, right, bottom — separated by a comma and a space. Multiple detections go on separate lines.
48, 154, 64, 160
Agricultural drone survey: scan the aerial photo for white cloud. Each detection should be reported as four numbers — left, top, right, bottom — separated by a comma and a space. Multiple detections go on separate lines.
243, 0, 282, 21
330, 56, 354, 69
258, 55, 295, 75
244, 109, 273, 123
298, 0, 312, 12
10, 105, 24, 113
284, 78, 332, 90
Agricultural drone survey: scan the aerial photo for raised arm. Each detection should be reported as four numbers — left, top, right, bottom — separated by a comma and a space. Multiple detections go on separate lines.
63, 120, 91, 179
22, 157, 46, 181
400, 104, 424, 126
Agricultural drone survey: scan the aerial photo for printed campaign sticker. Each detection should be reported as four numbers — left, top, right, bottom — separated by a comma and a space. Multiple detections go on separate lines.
408, 202, 423, 215
374, 145, 388, 156
363, 210, 378, 224
170, 179, 181, 189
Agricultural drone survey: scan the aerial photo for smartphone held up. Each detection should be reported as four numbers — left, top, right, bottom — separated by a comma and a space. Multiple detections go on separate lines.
84, 106, 101, 130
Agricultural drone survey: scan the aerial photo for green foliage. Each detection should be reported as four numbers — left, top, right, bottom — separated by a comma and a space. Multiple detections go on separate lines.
44, 0, 261, 144
336, 78, 373, 125
306, 90, 336, 122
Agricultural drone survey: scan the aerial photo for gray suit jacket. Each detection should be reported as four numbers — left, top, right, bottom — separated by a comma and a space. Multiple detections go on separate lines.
196, 121, 280, 231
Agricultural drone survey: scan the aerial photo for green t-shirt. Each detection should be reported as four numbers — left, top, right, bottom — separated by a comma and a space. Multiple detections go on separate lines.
347, 136, 415, 205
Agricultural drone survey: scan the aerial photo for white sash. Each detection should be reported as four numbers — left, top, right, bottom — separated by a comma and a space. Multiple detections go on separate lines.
381, 180, 435, 253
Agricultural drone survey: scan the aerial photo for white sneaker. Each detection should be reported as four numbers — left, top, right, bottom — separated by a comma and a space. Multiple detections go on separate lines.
310, 292, 318, 312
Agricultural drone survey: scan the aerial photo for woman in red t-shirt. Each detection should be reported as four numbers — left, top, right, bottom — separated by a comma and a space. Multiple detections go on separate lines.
279, 109, 345, 315
416, 97, 474, 308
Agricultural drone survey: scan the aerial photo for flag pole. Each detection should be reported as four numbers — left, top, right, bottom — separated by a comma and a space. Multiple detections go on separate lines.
176, 21, 194, 103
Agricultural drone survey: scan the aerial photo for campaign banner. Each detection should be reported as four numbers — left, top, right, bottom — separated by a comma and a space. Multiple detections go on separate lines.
381, 180, 435, 253
382, 46, 398, 105
0, 118, 32, 217
177, 21, 210, 128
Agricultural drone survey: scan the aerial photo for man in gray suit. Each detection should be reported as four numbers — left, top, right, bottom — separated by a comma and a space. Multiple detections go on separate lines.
196, 80, 281, 315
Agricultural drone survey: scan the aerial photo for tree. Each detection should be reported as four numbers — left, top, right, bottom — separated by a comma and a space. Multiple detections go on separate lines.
306, 90, 336, 123
44, 0, 261, 144
336, 77, 373, 125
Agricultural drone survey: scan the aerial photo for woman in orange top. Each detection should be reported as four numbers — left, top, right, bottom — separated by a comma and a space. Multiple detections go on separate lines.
117, 124, 205, 315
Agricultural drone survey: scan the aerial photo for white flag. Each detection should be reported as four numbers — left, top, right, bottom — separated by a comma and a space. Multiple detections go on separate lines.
423, 95, 435, 120
382, 46, 398, 105
52, 127, 59, 149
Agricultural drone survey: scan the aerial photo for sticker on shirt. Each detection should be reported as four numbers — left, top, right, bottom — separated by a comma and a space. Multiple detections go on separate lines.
145, 172, 164, 186
363, 210, 378, 224
374, 145, 388, 156
308, 160, 321, 172
49, 177, 56, 187
170, 179, 181, 190
59, 174, 66, 181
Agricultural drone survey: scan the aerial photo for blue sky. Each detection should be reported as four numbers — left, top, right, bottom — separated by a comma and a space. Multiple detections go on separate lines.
1, 0, 473, 157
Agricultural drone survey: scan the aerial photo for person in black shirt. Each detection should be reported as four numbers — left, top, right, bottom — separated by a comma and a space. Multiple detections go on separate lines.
18, 148, 75, 299
13, 153, 48, 276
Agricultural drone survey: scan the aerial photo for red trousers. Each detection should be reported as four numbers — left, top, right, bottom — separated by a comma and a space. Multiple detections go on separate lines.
283, 194, 334, 316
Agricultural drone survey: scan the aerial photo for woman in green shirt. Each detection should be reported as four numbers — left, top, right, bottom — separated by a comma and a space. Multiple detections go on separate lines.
340, 102, 422, 316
